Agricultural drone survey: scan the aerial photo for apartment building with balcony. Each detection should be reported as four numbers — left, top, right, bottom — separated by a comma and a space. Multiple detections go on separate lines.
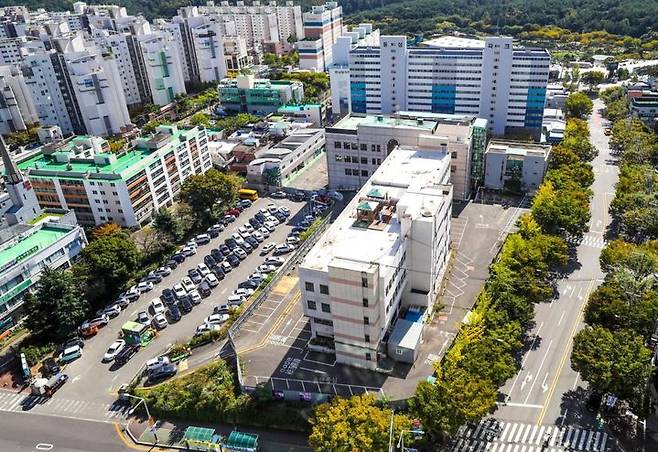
299, 146, 452, 369
296, 2, 343, 71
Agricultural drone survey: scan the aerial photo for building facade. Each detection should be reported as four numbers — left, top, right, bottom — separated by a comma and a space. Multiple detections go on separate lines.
296, 2, 342, 71
483, 139, 550, 192
325, 112, 486, 200
337, 35, 550, 138
16, 125, 212, 227
218, 74, 303, 114
299, 147, 452, 369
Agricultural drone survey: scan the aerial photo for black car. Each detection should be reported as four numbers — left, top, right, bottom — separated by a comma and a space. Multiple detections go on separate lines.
204, 255, 217, 267
61, 335, 85, 352
227, 254, 240, 267
42, 357, 61, 377
167, 304, 182, 322
207, 228, 219, 238
142, 273, 162, 284
245, 236, 259, 247
292, 226, 306, 234
291, 191, 305, 202
210, 248, 224, 261
249, 218, 262, 228
225, 239, 238, 250
254, 212, 266, 222
219, 243, 230, 254
274, 212, 287, 222
198, 282, 211, 298
238, 279, 259, 290
148, 363, 177, 382
178, 296, 193, 313
213, 266, 225, 279
161, 288, 176, 305
171, 253, 186, 263
114, 344, 140, 366
166, 259, 178, 270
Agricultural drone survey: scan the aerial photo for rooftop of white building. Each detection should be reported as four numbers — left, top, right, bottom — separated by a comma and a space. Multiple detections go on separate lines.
423, 35, 486, 49
486, 139, 551, 157
330, 114, 439, 132
302, 146, 451, 273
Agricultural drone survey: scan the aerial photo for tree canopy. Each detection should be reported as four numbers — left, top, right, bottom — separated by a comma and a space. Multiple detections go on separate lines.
565, 92, 594, 119
179, 168, 243, 227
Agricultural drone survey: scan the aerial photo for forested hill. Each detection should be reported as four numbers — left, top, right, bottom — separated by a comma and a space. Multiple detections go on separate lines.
346, 0, 657, 38
3, 0, 656, 39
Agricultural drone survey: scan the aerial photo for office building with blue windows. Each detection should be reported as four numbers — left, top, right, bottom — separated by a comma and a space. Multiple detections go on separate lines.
329, 35, 550, 139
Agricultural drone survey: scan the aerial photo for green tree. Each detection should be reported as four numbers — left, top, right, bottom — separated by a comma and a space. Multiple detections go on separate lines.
309, 395, 413, 451
179, 168, 243, 227
565, 92, 594, 118
23, 267, 89, 341
190, 112, 211, 127
581, 70, 605, 91
215, 113, 259, 135
152, 207, 184, 242
531, 181, 591, 237
571, 326, 652, 399
78, 231, 141, 307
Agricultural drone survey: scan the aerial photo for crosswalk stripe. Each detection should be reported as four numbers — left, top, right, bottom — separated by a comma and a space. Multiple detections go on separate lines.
503, 423, 517, 442
531, 425, 542, 445
521, 425, 533, 443
578, 428, 587, 450
599, 433, 608, 451
6, 395, 22, 411
586, 430, 594, 450
474, 421, 485, 439
513, 424, 526, 442
593, 431, 601, 450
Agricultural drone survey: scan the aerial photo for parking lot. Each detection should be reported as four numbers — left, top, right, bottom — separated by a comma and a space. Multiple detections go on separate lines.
6, 195, 315, 420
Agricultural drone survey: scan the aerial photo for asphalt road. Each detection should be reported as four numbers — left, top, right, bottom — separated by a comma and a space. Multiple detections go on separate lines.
0, 412, 130, 451
13, 195, 309, 422
497, 98, 618, 427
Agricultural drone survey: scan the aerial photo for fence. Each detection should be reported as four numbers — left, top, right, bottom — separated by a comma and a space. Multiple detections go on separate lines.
228, 214, 331, 337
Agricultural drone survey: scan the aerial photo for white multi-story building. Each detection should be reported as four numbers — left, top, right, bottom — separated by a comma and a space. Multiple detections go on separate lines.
325, 111, 487, 200
0, 65, 38, 134
15, 125, 212, 227
300, 146, 452, 369
296, 2, 343, 71
138, 33, 187, 105
484, 139, 551, 193
336, 35, 550, 139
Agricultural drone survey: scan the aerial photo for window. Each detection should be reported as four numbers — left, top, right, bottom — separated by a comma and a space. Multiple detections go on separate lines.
360, 143, 367, 151
451, 151, 457, 159
319, 284, 329, 295
396, 348, 404, 355
305, 282, 314, 292
335, 155, 343, 162
344, 156, 352, 163
362, 298, 369, 307
345, 168, 352, 176
307, 300, 317, 310
365, 334, 370, 343
360, 157, 367, 164
321, 302, 331, 313
361, 278, 368, 288
363, 316, 369, 325
361, 170, 368, 177
334, 141, 341, 148
365, 353, 371, 361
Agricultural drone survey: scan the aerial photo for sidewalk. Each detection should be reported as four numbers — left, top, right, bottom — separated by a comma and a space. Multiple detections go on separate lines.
127, 417, 311, 452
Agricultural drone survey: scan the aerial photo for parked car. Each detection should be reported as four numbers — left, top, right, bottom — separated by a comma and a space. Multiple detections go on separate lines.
204, 313, 229, 325
238, 199, 252, 208
240, 241, 253, 253
219, 244, 231, 255
171, 253, 186, 263
234, 247, 247, 260
205, 273, 219, 287
207, 228, 219, 239
223, 214, 236, 223
136, 281, 154, 293
197, 263, 211, 277
221, 261, 233, 273
114, 344, 139, 366
291, 191, 305, 202
60, 335, 84, 353
195, 234, 211, 245
155, 266, 172, 277
152, 313, 168, 329
227, 254, 241, 267
42, 357, 61, 377
249, 272, 265, 284
122, 287, 141, 302
245, 236, 259, 248
233, 288, 254, 297
210, 249, 224, 261
214, 304, 232, 315
287, 236, 301, 246
257, 264, 276, 274
213, 266, 225, 280
204, 255, 217, 268
161, 288, 176, 305
188, 268, 203, 284
102, 304, 122, 318
252, 231, 264, 242
279, 206, 291, 216
166, 259, 178, 270
145, 356, 170, 372
274, 243, 294, 255
238, 279, 259, 290
258, 227, 271, 238
227, 294, 245, 306
189, 289, 202, 305
264, 256, 285, 266
173, 284, 187, 299
137, 311, 151, 326
178, 297, 193, 313
150, 298, 166, 315
270, 191, 286, 199
142, 273, 162, 284
59, 345, 82, 363
84, 314, 110, 328
103, 340, 126, 362
196, 323, 221, 335
181, 245, 197, 257
209, 223, 225, 233
115, 296, 130, 309
249, 218, 262, 229
197, 282, 211, 298
181, 277, 196, 292
167, 304, 182, 322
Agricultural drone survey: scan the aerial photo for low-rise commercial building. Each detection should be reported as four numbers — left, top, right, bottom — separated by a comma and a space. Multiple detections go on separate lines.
15, 125, 212, 227
276, 103, 325, 126
483, 139, 550, 193
300, 146, 452, 369
218, 74, 303, 114
326, 112, 486, 200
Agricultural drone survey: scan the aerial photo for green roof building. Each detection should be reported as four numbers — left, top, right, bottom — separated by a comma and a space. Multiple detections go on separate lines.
218, 74, 304, 115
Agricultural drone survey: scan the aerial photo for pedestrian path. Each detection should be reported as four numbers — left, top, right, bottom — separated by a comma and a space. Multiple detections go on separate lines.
566, 234, 607, 250
452, 420, 611, 452
0, 388, 128, 421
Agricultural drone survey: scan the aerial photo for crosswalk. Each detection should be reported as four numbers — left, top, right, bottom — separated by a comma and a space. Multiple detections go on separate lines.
566, 234, 606, 250
0, 388, 129, 421
452, 420, 611, 452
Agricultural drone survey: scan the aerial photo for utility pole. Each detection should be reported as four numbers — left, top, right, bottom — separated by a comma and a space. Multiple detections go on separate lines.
388, 410, 395, 452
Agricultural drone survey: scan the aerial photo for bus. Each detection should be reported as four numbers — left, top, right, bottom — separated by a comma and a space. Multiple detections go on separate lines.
238, 188, 259, 201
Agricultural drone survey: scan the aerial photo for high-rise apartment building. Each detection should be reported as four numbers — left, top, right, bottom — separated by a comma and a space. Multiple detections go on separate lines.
333, 35, 550, 138
0, 65, 38, 135
296, 2, 342, 71
300, 146, 452, 369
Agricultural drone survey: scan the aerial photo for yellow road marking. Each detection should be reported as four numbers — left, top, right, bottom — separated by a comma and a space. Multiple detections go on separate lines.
536, 279, 594, 425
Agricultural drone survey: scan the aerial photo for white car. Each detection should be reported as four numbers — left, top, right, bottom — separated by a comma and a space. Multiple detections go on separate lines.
265, 216, 280, 226
227, 294, 246, 306
195, 234, 211, 245
146, 356, 170, 372
264, 256, 285, 266
238, 226, 250, 236
196, 323, 221, 335
221, 261, 232, 273
258, 227, 271, 238
136, 281, 154, 293
249, 272, 265, 284
274, 243, 294, 255
267, 204, 279, 214
287, 236, 301, 245
231, 233, 246, 246
181, 245, 197, 256
252, 231, 264, 242
181, 277, 196, 292
155, 266, 172, 277
197, 263, 211, 277
233, 247, 247, 259
279, 206, 291, 216
152, 313, 168, 329
205, 273, 219, 287
257, 264, 276, 274
260, 242, 276, 255
102, 304, 122, 318
233, 288, 255, 297
243, 223, 254, 233
262, 222, 276, 232
173, 284, 187, 299
150, 298, 166, 315
204, 313, 229, 325
137, 311, 151, 326
189, 290, 202, 305
103, 340, 126, 362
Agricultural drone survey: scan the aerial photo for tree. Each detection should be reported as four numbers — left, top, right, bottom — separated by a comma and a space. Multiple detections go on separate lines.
90, 222, 122, 240
215, 113, 259, 135
23, 267, 89, 341
581, 70, 605, 91
309, 395, 413, 451
78, 231, 141, 307
190, 112, 211, 127
152, 207, 184, 242
179, 168, 243, 227
571, 326, 652, 400
565, 92, 593, 118
531, 181, 591, 237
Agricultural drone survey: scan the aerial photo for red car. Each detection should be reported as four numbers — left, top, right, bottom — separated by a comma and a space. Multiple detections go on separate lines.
227, 208, 241, 217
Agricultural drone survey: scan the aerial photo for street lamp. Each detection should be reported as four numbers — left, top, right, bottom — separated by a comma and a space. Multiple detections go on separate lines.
396, 428, 424, 451
123, 394, 158, 445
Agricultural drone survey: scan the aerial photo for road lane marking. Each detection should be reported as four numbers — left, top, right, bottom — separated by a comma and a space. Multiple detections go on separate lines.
557, 310, 565, 326
35, 444, 53, 450
524, 340, 552, 404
